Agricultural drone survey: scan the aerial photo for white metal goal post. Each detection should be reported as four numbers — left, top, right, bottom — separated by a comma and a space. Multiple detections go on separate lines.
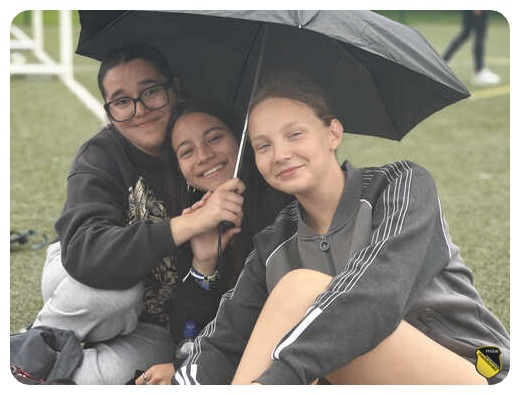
10, 10, 105, 121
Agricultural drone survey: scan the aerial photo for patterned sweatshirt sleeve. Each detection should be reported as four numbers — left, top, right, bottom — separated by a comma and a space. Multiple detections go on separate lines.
256, 161, 452, 384
173, 249, 268, 384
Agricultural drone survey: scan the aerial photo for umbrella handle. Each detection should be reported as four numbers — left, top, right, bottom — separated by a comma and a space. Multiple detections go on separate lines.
215, 220, 234, 282
218, 220, 235, 232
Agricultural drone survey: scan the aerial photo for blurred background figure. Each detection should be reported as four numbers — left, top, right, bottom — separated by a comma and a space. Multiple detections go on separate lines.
443, 10, 501, 86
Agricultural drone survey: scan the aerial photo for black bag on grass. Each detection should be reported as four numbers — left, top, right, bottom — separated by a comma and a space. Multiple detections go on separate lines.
10, 326, 82, 384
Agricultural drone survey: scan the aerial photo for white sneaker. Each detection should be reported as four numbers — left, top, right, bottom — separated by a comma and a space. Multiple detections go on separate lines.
472, 68, 501, 86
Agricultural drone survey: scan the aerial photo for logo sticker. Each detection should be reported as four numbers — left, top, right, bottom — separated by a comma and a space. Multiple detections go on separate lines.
475, 346, 502, 379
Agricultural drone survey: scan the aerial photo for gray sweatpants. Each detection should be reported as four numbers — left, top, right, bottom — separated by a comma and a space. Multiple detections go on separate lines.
33, 242, 175, 384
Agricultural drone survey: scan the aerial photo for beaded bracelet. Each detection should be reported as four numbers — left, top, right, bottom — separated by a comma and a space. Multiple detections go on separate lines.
189, 267, 219, 290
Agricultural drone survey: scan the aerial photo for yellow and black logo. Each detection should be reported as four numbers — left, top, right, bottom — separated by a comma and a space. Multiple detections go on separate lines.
475, 346, 502, 379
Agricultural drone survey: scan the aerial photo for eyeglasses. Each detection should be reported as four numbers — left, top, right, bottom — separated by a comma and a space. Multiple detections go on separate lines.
104, 83, 170, 122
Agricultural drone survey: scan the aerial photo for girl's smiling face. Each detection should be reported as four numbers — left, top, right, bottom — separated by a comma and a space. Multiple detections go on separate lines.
172, 112, 238, 192
102, 59, 176, 157
248, 97, 343, 197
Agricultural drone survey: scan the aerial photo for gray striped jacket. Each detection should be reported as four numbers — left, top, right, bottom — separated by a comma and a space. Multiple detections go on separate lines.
174, 161, 509, 385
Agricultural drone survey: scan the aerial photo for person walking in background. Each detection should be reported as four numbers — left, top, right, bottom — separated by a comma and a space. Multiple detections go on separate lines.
443, 10, 501, 86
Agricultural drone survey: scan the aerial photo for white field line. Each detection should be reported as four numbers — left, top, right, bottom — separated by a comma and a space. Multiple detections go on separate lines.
470, 85, 510, 100
61, 76, 106, 123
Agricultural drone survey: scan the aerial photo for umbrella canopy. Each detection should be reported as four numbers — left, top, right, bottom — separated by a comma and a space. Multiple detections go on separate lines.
77, 10, 469, 141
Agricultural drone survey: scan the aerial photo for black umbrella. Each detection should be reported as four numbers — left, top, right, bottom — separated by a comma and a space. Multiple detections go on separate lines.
77, 10, 469, 171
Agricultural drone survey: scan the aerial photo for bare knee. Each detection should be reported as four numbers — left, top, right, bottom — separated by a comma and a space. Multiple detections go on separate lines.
265, 269, 332, 317
276, 269, 332, 290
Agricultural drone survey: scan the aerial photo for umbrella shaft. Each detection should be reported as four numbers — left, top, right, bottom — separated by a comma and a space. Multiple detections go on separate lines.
233, 24, 269, 179
233, 115, 249, 178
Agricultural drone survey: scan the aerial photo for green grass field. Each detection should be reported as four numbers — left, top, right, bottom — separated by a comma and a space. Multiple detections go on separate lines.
10, 11, 510, 336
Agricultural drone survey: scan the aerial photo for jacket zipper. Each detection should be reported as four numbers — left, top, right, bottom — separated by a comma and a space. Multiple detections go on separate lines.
319, 234, 337, 276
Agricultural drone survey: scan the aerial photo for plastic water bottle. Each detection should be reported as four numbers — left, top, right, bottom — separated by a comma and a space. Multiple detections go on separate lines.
175, 320, 199, 366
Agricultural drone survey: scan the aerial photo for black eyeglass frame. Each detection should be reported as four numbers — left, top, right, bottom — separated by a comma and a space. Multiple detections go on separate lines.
103, 82, 171, 122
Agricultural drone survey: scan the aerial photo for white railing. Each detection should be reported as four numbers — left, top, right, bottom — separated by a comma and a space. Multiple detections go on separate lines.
10, 10, 105, 122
